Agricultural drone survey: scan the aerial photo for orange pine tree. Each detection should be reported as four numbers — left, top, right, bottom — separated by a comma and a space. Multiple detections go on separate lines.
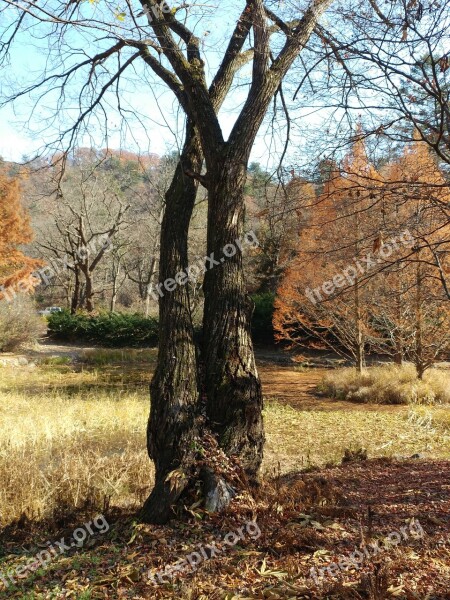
0, 171, 43, 300
374, 134, 450, 376
274, 128, 384, 369
275, 130, 450, 375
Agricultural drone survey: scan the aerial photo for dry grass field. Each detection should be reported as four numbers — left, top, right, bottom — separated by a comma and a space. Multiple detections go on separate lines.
0, 348, 449, 598
1, 352, 449, 526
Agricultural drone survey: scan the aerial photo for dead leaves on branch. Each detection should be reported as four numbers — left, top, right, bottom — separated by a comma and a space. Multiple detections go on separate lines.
165, 468, 188, 496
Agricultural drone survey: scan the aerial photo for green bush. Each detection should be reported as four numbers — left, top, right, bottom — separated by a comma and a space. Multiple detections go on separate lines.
251, 292, 275, 344
47, 293, 276, 347
47, 310, 158, 347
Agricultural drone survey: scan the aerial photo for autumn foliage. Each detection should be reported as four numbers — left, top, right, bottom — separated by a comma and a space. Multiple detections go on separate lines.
274, 130, 450, 375
0, 171, 42, 298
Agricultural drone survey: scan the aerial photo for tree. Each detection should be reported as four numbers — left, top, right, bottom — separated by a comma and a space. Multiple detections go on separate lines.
1, 0, 335, 523
376, 134, 450, 376
274, 130, 383, 370
123, 153, 175, 315
38, 166, 131, 313
0, 172, 42, 300
108, 241, 130, 312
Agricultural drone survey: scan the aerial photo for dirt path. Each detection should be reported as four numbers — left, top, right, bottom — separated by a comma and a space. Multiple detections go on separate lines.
259, 366, 407, 413
260, 366, 328, 407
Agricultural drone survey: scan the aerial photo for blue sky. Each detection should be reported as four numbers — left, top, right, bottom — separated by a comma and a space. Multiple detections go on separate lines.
0, 0, 298, 167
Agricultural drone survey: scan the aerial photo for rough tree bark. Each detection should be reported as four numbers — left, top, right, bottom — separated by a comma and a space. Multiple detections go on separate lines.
141, 123, 202, 524
203, 157, 264, 482
140, 0, 333, 522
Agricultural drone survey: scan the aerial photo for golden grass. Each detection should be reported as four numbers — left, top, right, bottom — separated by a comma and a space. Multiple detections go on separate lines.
320, 363, 450, 404
0, 382, 151, 526
0, 360, 449, 527
263, 400, 450, 476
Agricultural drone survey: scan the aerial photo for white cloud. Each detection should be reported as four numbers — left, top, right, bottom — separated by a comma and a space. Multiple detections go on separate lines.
0, 124, 40, 162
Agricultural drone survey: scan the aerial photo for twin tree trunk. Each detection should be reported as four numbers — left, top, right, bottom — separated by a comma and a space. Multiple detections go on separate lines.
141, 137, 264, 524
138, 0, 331, 526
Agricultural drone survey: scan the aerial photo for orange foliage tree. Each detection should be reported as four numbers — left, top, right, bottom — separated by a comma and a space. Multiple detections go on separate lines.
374, 135, 450, 377
274, 129, 384, 370
0, 172, 43, 300
274, 130, 450, 376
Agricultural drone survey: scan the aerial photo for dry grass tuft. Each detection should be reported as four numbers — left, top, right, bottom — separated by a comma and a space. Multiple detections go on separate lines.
320, 363, 450, 404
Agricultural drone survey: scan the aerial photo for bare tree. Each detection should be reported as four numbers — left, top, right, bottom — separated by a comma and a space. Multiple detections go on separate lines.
39, 168, 131, 312
123, 157, 173, 314
109, 241, 130, 312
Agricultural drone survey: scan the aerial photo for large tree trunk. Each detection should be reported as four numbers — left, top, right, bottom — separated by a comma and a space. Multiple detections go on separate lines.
203, 157, 265, 483
141, 123, 202, 524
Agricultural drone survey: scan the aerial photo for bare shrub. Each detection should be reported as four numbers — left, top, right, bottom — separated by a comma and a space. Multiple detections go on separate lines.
0, 295, 42, 352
